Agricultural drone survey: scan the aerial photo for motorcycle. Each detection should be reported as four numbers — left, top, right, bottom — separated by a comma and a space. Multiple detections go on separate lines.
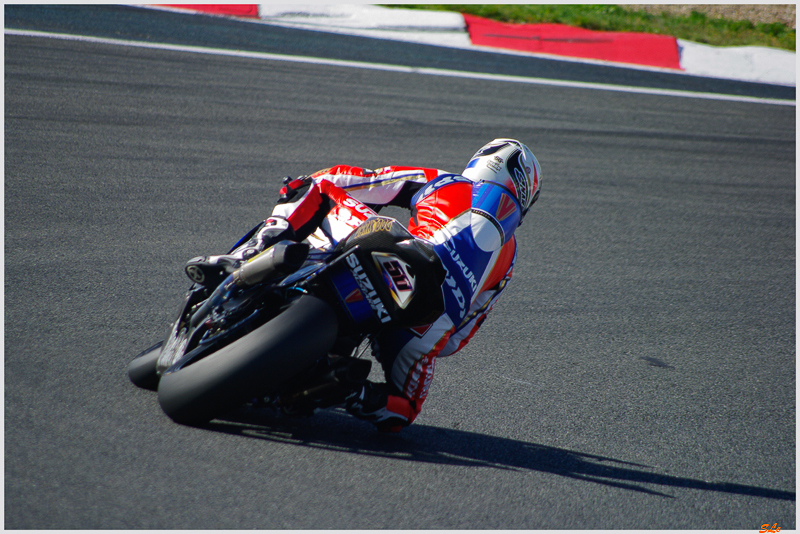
128, 213, 446, 426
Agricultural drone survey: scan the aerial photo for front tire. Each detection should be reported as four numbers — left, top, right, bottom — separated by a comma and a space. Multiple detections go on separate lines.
128, 342, 163, 391
157, 295, 339, 426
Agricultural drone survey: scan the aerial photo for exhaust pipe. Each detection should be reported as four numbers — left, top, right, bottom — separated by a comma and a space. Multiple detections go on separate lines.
232, 241, 309, 287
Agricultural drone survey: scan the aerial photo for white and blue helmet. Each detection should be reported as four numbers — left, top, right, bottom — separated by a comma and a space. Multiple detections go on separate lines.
462, 138, 541, 215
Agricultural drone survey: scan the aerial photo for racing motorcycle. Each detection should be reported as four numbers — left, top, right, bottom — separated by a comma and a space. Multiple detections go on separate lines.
128, 214, 445, 426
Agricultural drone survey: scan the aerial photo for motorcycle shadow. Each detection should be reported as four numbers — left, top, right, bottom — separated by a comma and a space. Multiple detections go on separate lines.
204, 406, 794, 502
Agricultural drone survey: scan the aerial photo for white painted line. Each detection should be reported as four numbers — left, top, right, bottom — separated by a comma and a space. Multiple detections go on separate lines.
5, 28, 794, 107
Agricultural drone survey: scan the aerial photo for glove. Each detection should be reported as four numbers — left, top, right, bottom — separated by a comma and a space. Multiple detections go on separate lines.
345, 382, 419, 433
278, 175, 313, 204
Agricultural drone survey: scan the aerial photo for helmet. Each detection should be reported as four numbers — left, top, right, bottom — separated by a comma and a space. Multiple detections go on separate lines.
462, 138, 541, 215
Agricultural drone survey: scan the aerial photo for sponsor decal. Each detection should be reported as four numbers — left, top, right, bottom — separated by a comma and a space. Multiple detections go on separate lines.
487, 159, 503, 173
417, 174, 472, 201
511, 168, 529, 207
351, 217, 394, 240
507, 149, 531, 208
473, 142, 508, 174
346, 253, 391, 324
342, 197, 375, 216
372, 253, 416, 309
420, 358, 435, 397
441, 239, 477, 292
345, 288, 364, 304
442, 264, 467, 320
330, 266, 373, 324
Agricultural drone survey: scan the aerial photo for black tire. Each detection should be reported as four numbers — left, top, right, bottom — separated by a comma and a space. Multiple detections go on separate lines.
157, 295, 339, 426
128, 342, 163, 391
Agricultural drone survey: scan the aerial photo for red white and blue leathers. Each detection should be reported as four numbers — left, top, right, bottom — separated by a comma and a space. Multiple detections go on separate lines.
270, 165, 520, 428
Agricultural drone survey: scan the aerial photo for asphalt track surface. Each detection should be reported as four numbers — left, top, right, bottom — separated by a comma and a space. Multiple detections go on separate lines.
5, 5, 796, 529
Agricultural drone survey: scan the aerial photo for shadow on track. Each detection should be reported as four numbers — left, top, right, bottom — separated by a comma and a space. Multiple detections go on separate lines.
205, 407, 794, 501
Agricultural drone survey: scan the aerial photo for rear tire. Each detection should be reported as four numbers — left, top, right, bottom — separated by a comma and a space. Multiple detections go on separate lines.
157, 295, 339, 426
128, 342, 163, 391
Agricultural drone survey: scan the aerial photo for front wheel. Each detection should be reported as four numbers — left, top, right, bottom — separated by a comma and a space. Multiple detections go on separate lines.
157, 295, 339, 426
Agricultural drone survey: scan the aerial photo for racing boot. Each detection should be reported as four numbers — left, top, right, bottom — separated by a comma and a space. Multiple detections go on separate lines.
185, 217, 298, 287
345, 382, 417, 433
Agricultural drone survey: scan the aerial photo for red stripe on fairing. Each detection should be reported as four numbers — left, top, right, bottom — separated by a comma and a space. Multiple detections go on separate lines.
464, 14, 681, 70
345, 288, 364, 303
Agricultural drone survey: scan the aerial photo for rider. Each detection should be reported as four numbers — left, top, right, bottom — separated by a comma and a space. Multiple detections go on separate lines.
186, 139, 541, 432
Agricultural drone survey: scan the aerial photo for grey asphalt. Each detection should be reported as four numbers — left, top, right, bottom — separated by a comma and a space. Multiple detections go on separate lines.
4, 7, 795, 530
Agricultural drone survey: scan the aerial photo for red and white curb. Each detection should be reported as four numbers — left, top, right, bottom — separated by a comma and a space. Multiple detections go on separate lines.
155, 4, 795, 87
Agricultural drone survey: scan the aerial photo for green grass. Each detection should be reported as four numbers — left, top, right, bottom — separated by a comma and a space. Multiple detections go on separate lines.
391, 4, 795, 51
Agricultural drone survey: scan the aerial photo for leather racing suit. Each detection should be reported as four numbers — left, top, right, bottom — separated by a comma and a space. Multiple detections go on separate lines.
270, 164, 520, 431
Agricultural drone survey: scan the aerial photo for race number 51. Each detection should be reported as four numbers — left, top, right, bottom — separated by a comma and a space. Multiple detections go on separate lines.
760, 524, 780, 532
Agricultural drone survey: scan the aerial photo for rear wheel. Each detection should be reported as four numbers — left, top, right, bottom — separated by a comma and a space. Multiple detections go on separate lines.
157, 295, 339, 426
